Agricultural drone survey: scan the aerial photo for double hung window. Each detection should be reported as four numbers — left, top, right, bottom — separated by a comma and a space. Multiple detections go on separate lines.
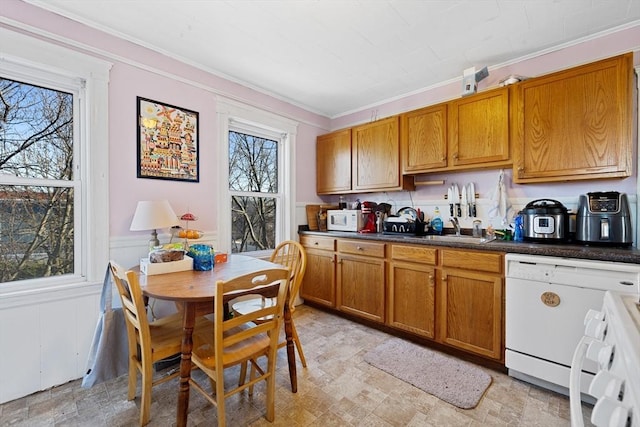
0, 27, 109, 289
217, 98, 297, 257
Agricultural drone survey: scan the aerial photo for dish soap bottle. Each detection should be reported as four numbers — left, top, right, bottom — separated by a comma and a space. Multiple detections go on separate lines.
431, 207, 443, 235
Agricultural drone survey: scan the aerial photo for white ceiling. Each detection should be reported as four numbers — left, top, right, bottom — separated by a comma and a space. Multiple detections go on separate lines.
24, 0, 640, 118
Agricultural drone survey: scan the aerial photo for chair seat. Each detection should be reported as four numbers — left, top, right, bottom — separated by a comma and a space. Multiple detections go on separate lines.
193, 323, 270, 369
144, 313, 212, 361
231, 297, 275, 322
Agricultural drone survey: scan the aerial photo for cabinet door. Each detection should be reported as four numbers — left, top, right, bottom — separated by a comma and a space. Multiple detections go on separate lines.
352, 116, 402, 191
438, 268, 503, 360
316, 129, 352, 194
513, 53, 632, 183
401, 104, 447, 173
300, 248, 336, 308
448, 87, 510, 169
337, 254, 385, 323
388, 260, 436, 338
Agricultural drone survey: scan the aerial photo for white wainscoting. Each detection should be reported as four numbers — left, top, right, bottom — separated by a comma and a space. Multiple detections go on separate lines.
0, 281, 101, 404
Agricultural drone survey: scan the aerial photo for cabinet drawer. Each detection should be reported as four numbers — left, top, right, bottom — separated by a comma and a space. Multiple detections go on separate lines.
440, 249, 503, 274
337, 239, 385, 258
391, 244, 437, 264
300, 235, 335, 251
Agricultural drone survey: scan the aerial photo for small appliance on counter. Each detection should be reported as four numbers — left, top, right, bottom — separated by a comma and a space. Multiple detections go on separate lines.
519, 199, 569, 243
326, 209, 362, 232
359, 201, 378, 233
576, 191, 632, 246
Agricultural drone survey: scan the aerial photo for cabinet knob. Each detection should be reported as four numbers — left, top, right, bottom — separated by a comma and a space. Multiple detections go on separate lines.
314, 241, 319, 245
356, 246, 363, 251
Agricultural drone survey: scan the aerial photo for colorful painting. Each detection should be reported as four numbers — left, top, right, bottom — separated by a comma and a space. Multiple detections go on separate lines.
136, 97, 199, 182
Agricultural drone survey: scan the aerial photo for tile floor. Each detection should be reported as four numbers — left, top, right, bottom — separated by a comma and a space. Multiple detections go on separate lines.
0, 305, 594, 426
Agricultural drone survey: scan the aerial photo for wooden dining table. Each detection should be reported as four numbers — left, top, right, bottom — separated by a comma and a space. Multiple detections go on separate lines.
136, 254, 298, 427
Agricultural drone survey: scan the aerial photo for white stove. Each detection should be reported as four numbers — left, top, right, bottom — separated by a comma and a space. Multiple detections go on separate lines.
570, 291, 640, 426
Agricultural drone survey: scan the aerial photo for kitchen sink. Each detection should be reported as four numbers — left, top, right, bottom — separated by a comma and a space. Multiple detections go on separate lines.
401, 234, 494, 244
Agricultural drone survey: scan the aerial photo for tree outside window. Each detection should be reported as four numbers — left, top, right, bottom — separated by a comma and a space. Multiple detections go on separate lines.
0, 77, 76, 283
228, 130, 279, 253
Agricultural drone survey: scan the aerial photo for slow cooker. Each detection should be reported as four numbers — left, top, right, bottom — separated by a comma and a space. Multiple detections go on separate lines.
519, 199, 569, 242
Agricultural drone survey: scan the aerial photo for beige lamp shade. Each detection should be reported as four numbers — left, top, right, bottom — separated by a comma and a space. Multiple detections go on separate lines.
130, 200, 179, 250
130, 200, 179, 231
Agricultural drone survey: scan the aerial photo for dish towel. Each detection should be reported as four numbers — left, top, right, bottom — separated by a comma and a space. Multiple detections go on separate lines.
488, 170, 512, 225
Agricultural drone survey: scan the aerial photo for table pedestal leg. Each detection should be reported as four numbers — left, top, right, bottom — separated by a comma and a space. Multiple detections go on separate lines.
283, 301, 297, 393
177, 303, 195, 427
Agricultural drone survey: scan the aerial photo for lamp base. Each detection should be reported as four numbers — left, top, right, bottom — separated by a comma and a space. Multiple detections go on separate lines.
149, 229, 160, 251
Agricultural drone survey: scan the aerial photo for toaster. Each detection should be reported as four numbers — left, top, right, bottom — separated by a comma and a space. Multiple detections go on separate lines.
576, 191, 632, 246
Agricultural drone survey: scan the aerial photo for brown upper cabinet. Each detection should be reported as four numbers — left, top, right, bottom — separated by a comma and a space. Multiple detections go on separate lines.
352, 116, 414, 192
401, 103, 448, 173
316, 128, 352, 194
448, 86, 511, 169
400, 86, 511, 174
512, 53, 633, 183
317, 116, 414, 195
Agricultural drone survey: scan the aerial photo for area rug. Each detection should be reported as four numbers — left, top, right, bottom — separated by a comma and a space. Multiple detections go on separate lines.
363, 337, 492, 409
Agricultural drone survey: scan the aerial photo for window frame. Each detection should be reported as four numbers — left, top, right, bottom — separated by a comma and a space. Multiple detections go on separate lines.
216, 98, 298, 257
0, 26, 110, 295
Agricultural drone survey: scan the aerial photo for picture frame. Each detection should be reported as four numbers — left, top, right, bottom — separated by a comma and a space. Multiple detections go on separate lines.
136, 97, 199, 182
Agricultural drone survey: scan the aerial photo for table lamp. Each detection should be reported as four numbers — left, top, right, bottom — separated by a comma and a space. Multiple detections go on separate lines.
130, 200, 179, 250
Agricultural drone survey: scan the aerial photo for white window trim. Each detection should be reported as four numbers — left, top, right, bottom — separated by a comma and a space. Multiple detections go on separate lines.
216, 97, 298, 255
0, 26, 111, 296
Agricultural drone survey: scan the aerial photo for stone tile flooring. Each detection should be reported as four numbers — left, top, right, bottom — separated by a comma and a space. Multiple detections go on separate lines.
0, 305, 594, 426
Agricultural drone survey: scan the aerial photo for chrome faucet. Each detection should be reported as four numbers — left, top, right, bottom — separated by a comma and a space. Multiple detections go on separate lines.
450, 217, 461, 236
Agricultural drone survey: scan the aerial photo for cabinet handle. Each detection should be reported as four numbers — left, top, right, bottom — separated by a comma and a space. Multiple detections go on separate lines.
429, 274, 434, 286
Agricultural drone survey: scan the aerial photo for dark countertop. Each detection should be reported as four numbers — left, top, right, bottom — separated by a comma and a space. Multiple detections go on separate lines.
299, 230, 640, 264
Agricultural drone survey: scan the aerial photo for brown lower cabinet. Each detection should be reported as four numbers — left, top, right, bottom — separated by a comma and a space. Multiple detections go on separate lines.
336, 239, 386, 323
300, 235, 505, 362
388, 244, 437, 339
299, 235, 336, 308
438, 249, 504, 361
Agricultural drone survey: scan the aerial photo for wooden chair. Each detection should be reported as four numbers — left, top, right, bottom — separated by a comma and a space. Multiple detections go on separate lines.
231, 240, 308, 370
188, 267, 290, 426
109, 261, 209, 426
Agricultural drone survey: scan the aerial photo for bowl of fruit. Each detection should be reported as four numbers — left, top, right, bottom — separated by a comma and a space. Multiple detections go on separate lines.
173, 228, 203, 240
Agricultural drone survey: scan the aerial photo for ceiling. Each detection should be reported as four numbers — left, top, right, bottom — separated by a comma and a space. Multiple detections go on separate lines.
24, 0, 640, 118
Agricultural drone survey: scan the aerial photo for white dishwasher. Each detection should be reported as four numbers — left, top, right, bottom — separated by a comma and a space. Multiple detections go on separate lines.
505, 253, 640, 398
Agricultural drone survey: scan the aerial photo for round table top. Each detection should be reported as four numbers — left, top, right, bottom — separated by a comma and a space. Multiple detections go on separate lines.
135, 254, 280, 302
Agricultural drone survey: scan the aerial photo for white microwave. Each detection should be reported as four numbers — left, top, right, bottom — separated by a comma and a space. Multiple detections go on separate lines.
327, 209, 363, 232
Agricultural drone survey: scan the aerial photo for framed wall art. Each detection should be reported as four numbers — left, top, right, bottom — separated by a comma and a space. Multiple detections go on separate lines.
136, 97, 199, 182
